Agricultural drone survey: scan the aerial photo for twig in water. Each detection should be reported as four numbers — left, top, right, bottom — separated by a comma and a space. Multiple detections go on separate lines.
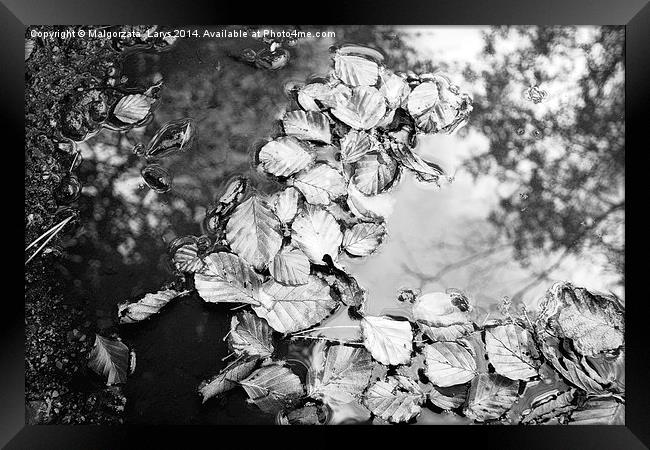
25, 216, 73, 265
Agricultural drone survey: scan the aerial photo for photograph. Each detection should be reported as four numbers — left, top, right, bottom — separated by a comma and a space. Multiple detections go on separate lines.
23, 24, 626, 427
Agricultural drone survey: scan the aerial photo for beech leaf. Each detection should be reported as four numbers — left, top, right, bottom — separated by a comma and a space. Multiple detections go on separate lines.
258, 136, 315, 177
194, 252, 262, 305
118, 289, 188, 324
87, 335, 130, 385
270, 187, 300, 224
331, 86, 387, 130
282, 110, 332, 144
241, 364, 304, 414
334, 54, 379, 86
291, 205, 343, 264
198, 355, 259, 403
290, 163, 346, 205
363, 375, 424, 423
342, 222, 387, 257
361, 316, 413, 366
464, 373, 519, 422
485, 324, 539, 380
269, 246, 311, 286
112, 94, 154, 125
227, 310, 275, 358
351, 153, 398, 195
340, 130, 378, 164
423, 341, 478, 387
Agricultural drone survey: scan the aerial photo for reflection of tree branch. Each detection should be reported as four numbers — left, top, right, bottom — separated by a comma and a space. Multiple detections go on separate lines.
510, 201, 624, 303
401, 243, 511, 289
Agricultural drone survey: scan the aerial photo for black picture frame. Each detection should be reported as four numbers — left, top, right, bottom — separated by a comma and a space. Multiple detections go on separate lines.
8, 0, 649, 447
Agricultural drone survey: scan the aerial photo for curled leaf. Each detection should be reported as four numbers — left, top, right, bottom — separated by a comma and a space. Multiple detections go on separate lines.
118, 289, 188, 324
569, 398, 624, 425
87, 335, 130, 385
388, 143, 445, 184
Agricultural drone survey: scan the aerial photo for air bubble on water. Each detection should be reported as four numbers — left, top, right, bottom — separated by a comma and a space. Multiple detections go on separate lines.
141, 164, 172, 193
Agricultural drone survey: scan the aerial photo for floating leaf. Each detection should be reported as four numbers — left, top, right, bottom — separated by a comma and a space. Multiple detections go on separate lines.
423, 342, 477, 387
536, 282, 624, 356
308, 344, 373, 404
331, 86, 387, 130
485, 324, 539, 380
334, 54, 379, 87
270, 246, 311, 285
225, 195, 283, 270
291, 205, 343, 264
227, 310, 274, 358
278, 402, 331, 425
258, 136, 315, 177
290, 163, 346, 205
351, 152, 398, 195
118, 289, 187, 324
419, 323, 474, 342
297, 82, 348, 111
509, 382, 576, 424
407, 77, 468, 134
569, 398, 624, 425
464, 373, 519, 422
270, 187, 300, 224
241, 364, 304, 414
169, 237, 204, 273
361, 316, 413, 366
428, 384, 469, 411
342, 222, 387, 257
363, 375, 424, 423
379, 70, 410, 109
340, 130, 378, 164
198, 355, 259, 403
112, 94, 154, 124
282, 110, 332, 144
252, 276, 338, 333
347, 184, 396, 221
87, 335, 130, 385
194, 252, 262, 305
388, 143, 445, 184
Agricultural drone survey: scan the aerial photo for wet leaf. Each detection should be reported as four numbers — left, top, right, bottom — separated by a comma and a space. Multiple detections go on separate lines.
363, 375, 424, 423
194, 252, 262, 305
569, 398, 624, 425
340, 130, 378, 164
428, 384, 469, 411
342, 222, 387, 257
536, 282, 625, 356
270, 187, 300, 224
270, 246, 311, 285
170, 238, 204, 273
331, 86, 387, 130
241, 364, 304, 414
347, 184, 396, 221
145, 118, 195, 160
87, 335, 130, 385
512, 384, 576, 424
412, 291, 471, 327
118, 289, 188, 324
361, 316, 413, 366
258, 136, 315, 177
225, 195, 283, 270
290, 163, 346, 205
308, 344, 373, 404
485, 324, 539, 380
388, 143, 445, 184
227, 310, 275, 358
282, 110, 332, 144
406, 76, 470, 134
464, 373, 519, 422
291, 205, 343, 264
112, 94, 154, 125
334, 54, 379, 86
419, 323, 474, 342
198, 355, 259, 403
297, 82, 346, 111
423, 342, 477, 387
351, 153, 398, 195
252, 276, 338, 333
379, 70, 410, 109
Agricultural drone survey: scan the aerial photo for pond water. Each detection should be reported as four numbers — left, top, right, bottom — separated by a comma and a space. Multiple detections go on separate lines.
59, 27, 623, 424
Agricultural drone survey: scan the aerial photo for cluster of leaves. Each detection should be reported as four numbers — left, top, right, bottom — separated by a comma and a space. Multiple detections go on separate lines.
107, 42, 623, 425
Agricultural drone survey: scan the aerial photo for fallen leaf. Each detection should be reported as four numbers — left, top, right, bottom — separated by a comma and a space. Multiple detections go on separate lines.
388, 143, 445, 184
340, 130, 379, 164
270, 187, 300, 224
87, 335, 130, 385
423, 341, 477, 387
331, 86, 387, 130
227, 310, 275, 358
342, 222, 387, 257
351, 153, 398, 195
569, 398, 624, 425
361, 316, 413, 366
282, 110, 332, 144
334, 54, 379, 86
428, 384, 469, 411
269, 246, 311, 285
112, 94, 154, 125
485, 324, 539, 380
291, 204, 343, 264
241, 364, 304, 414
290, 163, 346, 205
258, 136, 315, 177
363, 375, 424, 423
194, 252, 262, 305
198, 355, 259, 403
346, 184, 396, 221
118, 289, 188, 324
464, 373, 519, 422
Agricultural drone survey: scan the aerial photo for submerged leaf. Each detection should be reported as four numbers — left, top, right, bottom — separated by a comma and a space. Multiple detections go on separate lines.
118, 289, 188, 324
291, 205, 343, 264
290, 163, 346, 205
282, 110, 332, 144
270, 246, 311, 285
227, 310, 275, 358
342, 222, 387, 257
241, 364, 304, 414
485, 324, 539, 380
252, 276, 338, 333
363, 375, 424, 423
308, 344, 373, 404
361, 316, 413, 366
225, 195, 283, 270
258, 136, 315, 177
194, 252, 262, 305
87, 335, 130, 385
464, 373, 519, 422
331, 86, 387, 130
198, 355, 259, 403
423, 341, 477, 387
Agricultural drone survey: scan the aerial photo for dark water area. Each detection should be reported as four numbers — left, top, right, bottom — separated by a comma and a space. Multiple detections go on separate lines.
57, 27, 624, 424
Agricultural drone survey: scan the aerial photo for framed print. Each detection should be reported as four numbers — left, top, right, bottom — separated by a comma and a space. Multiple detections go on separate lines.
6, 0, 649, 447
